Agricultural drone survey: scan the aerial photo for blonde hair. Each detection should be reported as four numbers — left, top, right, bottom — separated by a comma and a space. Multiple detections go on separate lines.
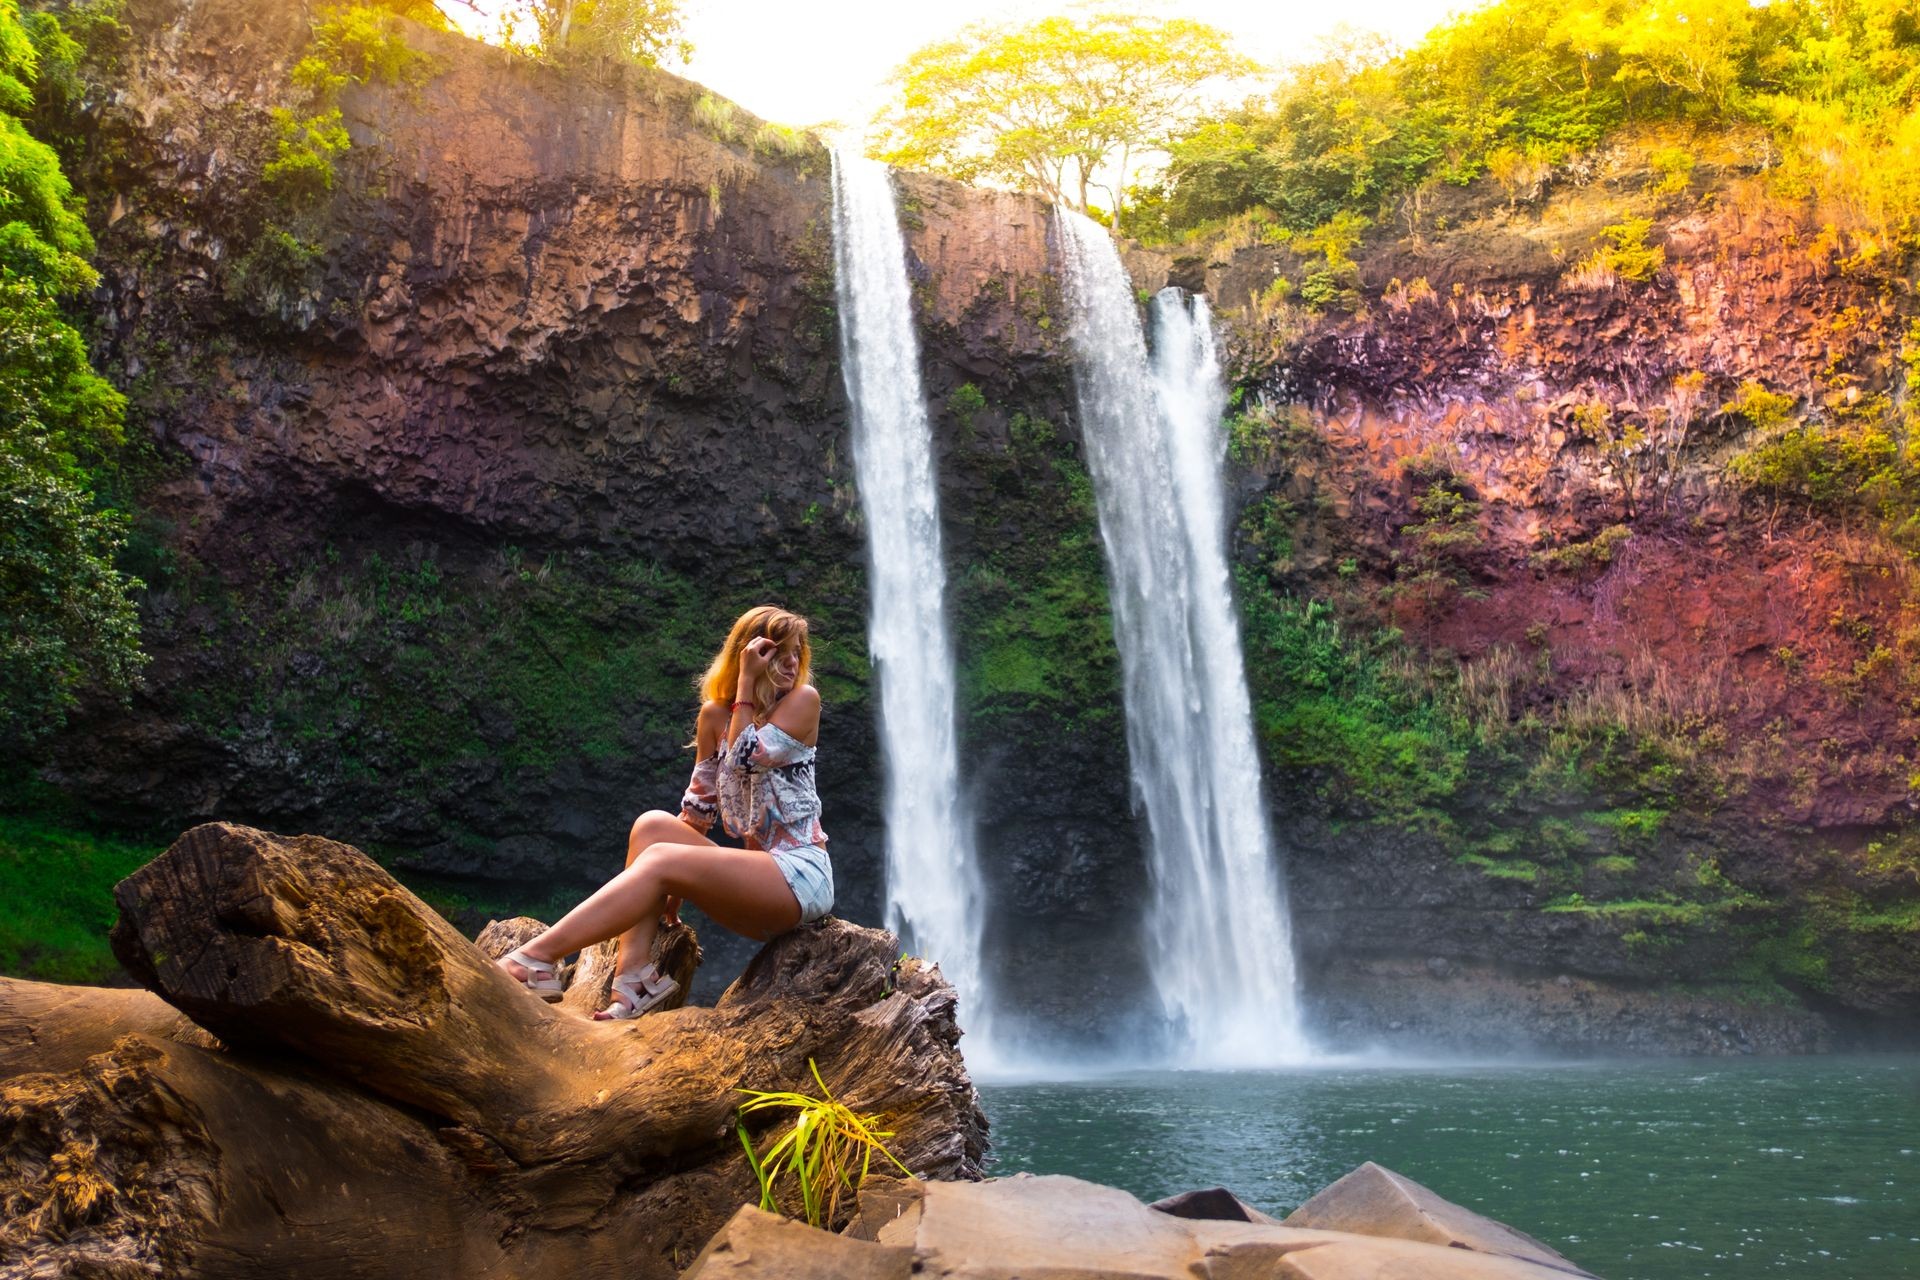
699, 605, 813, 721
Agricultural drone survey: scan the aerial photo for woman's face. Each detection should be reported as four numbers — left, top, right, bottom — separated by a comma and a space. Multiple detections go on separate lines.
768, 641, 801, 691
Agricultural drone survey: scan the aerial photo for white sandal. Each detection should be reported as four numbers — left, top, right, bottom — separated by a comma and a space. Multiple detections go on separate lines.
593, 963, 680, 1021
499, 947, 565, 1003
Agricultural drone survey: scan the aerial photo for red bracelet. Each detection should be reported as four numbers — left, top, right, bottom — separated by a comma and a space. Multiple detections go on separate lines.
731, 700, 754, 711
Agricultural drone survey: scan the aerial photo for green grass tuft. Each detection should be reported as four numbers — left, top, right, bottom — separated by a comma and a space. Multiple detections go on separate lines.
0, 815, 161, 983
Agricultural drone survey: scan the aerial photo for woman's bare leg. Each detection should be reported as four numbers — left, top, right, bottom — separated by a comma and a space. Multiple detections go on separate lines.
519, 843, 800, 974
499, 810, 712, 986
625, 809, 710, 867
614, 810, 710, 966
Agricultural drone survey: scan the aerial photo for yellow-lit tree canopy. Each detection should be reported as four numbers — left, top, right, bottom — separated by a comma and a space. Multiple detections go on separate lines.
396, 0, 691, 65
504, 0, 690, 65
871, 11, 1252, 230
1132, 0, 1920, 247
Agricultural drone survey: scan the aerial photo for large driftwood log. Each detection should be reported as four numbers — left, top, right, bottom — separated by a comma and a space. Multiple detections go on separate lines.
0, 823, 986, 1279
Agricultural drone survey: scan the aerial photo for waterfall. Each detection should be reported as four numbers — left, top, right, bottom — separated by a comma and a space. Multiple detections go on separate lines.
830, 152, 992, 1045
1052, 207, 1305, 1065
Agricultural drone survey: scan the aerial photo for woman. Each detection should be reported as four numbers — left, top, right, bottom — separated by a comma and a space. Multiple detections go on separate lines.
497, 605, 834, 1019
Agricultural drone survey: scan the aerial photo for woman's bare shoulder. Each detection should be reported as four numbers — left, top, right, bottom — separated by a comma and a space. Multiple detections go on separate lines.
771, 684, 822, 741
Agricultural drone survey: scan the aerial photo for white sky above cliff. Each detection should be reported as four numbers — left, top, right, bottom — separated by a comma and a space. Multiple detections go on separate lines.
445, 1, 1461, 134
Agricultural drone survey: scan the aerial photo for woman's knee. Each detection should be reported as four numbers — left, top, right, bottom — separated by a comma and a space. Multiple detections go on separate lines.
626, 810, 682, 864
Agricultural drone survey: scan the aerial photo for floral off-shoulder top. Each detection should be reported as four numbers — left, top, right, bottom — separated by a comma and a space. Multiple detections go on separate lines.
679, 721, 827, 855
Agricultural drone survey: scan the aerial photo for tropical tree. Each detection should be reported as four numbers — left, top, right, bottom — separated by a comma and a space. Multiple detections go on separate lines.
496, 0, 690, 65
871, 11, 1252, 231
0, 0, 141, 749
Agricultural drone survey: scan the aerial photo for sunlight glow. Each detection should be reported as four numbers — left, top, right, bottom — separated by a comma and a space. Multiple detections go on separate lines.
445, 0, 1465, 132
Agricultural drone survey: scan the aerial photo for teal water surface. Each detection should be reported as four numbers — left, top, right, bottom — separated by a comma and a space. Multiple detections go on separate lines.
977, 1055, 1920, 1279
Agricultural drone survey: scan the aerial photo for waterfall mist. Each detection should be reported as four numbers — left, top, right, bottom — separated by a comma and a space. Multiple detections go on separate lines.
830, 152, 994, 1051
1052, 206, 1306, 1066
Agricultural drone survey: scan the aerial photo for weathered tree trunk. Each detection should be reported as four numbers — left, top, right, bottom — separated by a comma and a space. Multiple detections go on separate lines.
0, 823, 986, 1279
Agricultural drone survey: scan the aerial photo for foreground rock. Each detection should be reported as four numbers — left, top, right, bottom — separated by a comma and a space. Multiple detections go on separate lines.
687, 1170, 1599, 1279
0, 823, 986, 1279
1285, 1161, 1591, 1275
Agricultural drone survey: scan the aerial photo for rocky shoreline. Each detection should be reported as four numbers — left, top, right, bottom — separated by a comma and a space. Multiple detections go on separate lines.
688, 1167, 1604, 1279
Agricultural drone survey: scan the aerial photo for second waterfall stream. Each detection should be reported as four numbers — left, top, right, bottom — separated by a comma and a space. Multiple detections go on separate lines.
829, 152, 996, 1053
1053, 207, 1307, 1065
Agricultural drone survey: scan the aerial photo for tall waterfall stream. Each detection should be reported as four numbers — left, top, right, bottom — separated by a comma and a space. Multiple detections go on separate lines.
829, 153, 994, 1050
1053, 207, 1306, 1064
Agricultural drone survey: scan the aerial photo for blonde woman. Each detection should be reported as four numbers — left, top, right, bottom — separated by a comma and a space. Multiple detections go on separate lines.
498, 605, 834, 1019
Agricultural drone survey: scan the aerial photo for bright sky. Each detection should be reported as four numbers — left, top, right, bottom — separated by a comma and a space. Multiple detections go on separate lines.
447, 1, 1466, 133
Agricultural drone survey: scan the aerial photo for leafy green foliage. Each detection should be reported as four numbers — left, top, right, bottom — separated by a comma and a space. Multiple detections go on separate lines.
0, 0, 140, 749
749, 121, 813, 160
1531, 524, 1632, 572
1727, 407, 1920, 555
267, 5, 436, 213
1390, 453, 1486, 634
0, 448, 142, 743
229, 5, 441, 321
224, 225, 320, 315
872, 12, 1249, 231
262, 107, 350, 208
736, 1060, 910, 1229
17, 1, 129, 166
1650, 145, 1694, 194
152, 537, 871, 825
945, 382, 987, 432
690, 91, 737, 143
1569, 400, 1653, 518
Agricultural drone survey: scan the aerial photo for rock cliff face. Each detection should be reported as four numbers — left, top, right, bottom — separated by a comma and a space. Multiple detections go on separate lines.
33, 2, 1919, 1050
1149, 143, 1920, 1047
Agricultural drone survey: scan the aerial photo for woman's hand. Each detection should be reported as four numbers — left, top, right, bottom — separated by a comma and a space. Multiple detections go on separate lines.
739, 635, 777, 683
662, 894, 682, 926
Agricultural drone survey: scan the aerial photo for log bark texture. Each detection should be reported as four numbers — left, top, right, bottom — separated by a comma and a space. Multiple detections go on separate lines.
0, 823, 987, 1279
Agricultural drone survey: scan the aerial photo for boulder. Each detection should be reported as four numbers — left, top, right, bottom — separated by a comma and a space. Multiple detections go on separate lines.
1283, 1161, 1596, 1277
1149, 1186, 1283, 1225
684, 1206, 912, 1280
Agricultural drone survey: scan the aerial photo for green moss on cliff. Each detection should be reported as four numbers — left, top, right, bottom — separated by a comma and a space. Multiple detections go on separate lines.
160, 535, 869, 820
1238, 573, 1475, 820
952, 412, 1122, 732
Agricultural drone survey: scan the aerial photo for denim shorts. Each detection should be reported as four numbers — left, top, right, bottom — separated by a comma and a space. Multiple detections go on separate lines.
771, 844, 834, 923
